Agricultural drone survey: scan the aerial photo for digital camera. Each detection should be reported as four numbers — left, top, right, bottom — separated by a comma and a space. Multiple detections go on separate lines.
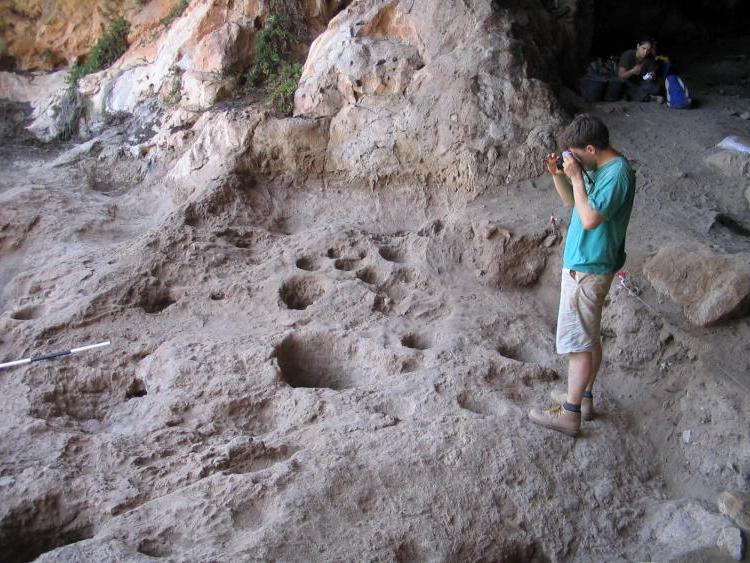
556, 150, 572, 171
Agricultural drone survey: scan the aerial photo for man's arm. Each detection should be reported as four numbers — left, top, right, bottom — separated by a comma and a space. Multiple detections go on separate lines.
562, 155, 604, 230
553, 174, 575, 208
570, 175, 604, 230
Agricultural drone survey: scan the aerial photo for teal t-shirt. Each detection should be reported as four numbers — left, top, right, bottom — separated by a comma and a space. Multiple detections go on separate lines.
562, 155, 635, 274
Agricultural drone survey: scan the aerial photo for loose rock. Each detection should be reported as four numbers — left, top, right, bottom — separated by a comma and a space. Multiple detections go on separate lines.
643, 247, 750, 326
718, 491, 750, 529
716, 526, 745, 560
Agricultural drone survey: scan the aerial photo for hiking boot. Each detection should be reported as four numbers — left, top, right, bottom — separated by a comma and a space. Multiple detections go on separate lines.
528, 404, 581, 437
550, 389, 594, 421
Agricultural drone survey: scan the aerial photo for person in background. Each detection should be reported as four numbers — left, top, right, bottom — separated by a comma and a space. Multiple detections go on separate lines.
618, 36, 661, 102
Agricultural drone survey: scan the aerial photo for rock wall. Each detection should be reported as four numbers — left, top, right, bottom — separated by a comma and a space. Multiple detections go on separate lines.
0, 0, 348, 71
2, 0, 594, 196
294, 0, 573, 192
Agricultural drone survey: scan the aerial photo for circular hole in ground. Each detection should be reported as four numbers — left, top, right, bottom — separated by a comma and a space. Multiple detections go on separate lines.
140, 288, 176, 314
372, 294, 389, 313
326, 247, 341, 259
274, 334, 363, 389
379, 246, 405, 263
295, 256, 319, 271
11, 305, 45, 321
334, 258, 360, 271
279, 276, 325, 310
356, 267, 381, 285
210, 291, 226, 301
125, 379, 148, 400
496, 343, 521, 361
401, 333, 431, 350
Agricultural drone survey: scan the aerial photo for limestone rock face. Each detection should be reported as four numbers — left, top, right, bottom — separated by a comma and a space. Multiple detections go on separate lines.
5, 0, 581, 195
0, 0, 147, 70
295, 0, 568, 190
643, 247, 750, 327
0, 69, 72, 142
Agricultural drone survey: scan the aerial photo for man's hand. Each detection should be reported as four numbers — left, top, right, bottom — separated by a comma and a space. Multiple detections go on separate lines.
545, 153, 564, 176
562, 151, 582, 179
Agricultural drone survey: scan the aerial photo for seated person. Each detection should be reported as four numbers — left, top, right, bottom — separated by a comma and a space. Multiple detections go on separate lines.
618, 37, 661, 101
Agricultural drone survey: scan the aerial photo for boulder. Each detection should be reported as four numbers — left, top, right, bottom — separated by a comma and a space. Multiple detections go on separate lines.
717, 526, 745, 561
705, 150, 750, 178
639, 500, 736, 561
643, 247, 750, 326
166, 108, 261, 200
0, 70, 80, 142
718, 491, 750, 529
26, 82, 84, 142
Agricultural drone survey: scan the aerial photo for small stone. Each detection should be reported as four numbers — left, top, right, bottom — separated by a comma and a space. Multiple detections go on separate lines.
682, 429, 692, 444
718, 491, 750, 528
716, 526, 744, 560
593, 481, 614, 504
740, 112, 750, 120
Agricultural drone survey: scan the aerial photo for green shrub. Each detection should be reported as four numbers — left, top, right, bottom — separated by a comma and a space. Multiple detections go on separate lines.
269, 63, 302, 115
243, 13, 301, 115
67, 17, 130, 84
160, 0, 190, 27
245, 13, 295, 86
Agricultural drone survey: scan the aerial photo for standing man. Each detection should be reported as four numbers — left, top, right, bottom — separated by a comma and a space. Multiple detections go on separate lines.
529, 114, 636, 437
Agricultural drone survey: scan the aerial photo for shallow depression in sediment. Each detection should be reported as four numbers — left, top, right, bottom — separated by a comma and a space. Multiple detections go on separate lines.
279, 276, 325, 310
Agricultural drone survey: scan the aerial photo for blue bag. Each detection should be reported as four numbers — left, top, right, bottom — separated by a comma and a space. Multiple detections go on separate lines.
665, 74, 691, 109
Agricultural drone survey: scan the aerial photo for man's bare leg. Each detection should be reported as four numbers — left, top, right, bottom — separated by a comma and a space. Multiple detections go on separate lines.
566, 351, 593, 405
586, 342, 602, 393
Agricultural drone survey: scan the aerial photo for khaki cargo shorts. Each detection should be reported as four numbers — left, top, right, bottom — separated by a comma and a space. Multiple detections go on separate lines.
556, 268, 614, 354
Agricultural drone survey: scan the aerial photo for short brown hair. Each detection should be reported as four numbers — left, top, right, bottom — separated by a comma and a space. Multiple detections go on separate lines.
559, 114, 610, 150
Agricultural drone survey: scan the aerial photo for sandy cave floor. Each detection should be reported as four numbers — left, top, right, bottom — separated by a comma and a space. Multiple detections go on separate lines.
0, 37, 749, 562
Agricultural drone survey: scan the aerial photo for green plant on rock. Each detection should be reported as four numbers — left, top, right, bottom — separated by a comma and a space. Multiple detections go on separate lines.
245, 13, 295, 86
57, 85, 85, 140
163, 72, 183, 106
244, 13, 302, 115
67, 17, 130, 84
160, 0, 189, 27
269, 62, 302, 115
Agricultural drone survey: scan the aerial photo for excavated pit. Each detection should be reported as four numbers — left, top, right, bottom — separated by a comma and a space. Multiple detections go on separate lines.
274, 333, 381, 390
279, 276, 325, 310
